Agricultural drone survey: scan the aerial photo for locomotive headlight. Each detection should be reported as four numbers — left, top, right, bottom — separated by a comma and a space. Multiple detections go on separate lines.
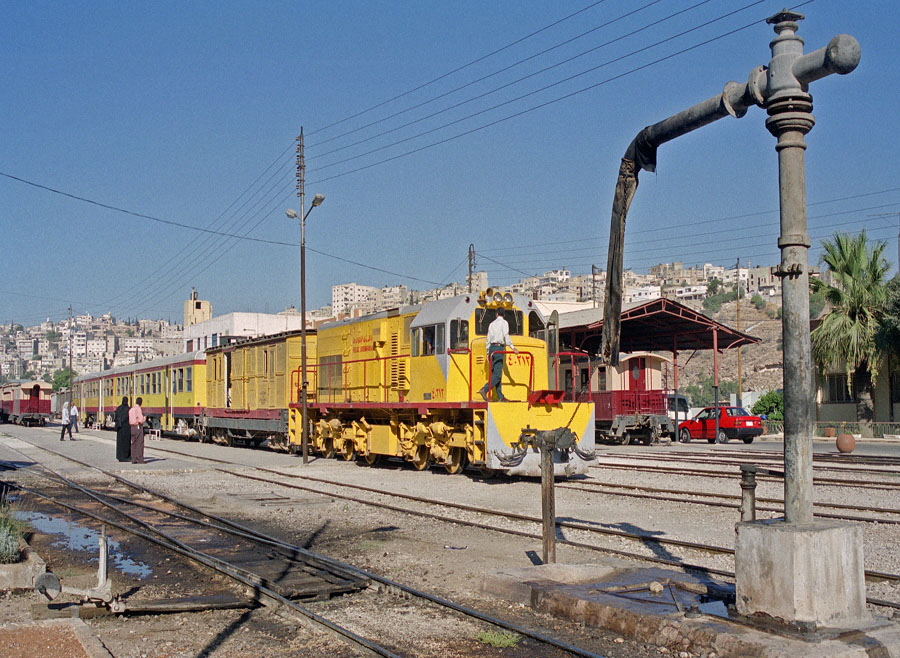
502, 293, 513, 304
492, 292, 503, 303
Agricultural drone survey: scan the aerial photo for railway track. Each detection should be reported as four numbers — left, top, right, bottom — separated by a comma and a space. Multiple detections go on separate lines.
17, 432, 900, 615
560, 479, 900, 525
589, 458, 900, 491
0, 437, 612, 658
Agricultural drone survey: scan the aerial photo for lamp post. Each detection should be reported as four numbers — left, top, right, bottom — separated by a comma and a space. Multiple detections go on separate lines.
286, 192, 325, 464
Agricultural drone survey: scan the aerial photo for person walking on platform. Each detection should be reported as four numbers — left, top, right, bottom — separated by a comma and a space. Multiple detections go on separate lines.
129, 397, 146, 464
114, 397, 131, 462
69, 402, 79, 434
59, 401, 73, 441
477, 308, 518, 402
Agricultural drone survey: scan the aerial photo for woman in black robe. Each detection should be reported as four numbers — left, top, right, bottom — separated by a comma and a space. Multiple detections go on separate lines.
114, 397, 131, 462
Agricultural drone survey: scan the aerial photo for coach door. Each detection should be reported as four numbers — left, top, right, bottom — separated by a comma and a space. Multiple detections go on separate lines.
628, 357, 647, 391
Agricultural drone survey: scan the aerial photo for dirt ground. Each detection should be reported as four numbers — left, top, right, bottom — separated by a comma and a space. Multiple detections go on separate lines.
0, 471, 678, 658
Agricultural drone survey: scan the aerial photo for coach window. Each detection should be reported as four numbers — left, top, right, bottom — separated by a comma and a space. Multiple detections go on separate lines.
186, 368, 192, 392
177, 368, 185, 393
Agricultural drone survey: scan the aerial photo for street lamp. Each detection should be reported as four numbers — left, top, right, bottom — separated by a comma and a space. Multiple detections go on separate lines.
286, 192, 325, 464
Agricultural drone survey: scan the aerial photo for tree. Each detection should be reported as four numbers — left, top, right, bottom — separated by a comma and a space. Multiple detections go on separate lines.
810, 231, 890, 437
51, 368, 77, 392
683, 376, 738, 407
876, 275, 900, 353
708, 278, 722, 295
45, 330, 62, 342
750, 294, 766, 311
751, 390, 784, 420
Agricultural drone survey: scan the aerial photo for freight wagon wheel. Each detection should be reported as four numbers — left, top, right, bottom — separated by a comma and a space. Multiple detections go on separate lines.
716, 429, 728, 444
340, 440, 355, 461
678, 428, 691, 443
444, 448, 467, 475
410, 445, 430, 471
361, 452, 382, 466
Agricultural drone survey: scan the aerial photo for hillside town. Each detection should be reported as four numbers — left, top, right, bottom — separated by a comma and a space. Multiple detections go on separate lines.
0, 260, 800, 387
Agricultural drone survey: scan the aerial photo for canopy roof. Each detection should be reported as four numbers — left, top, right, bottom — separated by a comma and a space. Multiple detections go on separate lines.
560, 297, 760, 355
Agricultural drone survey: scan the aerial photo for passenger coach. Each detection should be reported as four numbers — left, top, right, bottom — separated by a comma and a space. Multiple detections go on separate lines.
73, 351, 206, 433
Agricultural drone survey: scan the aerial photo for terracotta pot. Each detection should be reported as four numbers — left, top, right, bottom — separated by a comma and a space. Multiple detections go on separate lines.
824, 427, 836, 438
836, 433, 856, 454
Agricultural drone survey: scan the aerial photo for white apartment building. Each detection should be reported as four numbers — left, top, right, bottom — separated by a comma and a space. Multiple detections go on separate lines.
16, 337, 36, 356
86, 338, 107, 358
625, 285, 662, 304
183, 312, 305, 352
332, 283, 378, 316
378, 285, 408, 309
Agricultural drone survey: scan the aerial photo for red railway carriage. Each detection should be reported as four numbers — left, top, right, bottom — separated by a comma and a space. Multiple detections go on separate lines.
0, 380, 52, 426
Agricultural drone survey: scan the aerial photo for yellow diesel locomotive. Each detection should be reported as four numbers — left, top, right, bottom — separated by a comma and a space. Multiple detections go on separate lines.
295, 291, 595, 476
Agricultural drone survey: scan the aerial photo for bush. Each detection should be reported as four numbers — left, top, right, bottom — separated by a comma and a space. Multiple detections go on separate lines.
752, 390, 784, 421
0, 508, 23, 564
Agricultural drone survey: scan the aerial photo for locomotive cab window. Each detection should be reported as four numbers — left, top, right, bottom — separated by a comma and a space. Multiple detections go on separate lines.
528, 311, 545, 338
450, 319, 469, 349
412, 324, 444, 357
475, 308, 523, 335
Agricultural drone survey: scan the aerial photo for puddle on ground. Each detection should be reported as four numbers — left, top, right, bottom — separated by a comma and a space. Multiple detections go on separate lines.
13, 511, 152, 578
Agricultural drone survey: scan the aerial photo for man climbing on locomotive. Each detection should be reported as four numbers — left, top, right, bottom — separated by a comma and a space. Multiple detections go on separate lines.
478, 308, 518, 402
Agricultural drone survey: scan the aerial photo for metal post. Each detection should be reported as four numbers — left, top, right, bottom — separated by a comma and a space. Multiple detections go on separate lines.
541, 438, 556, 564
765, 12, 816, 523
739, 465, 758, 522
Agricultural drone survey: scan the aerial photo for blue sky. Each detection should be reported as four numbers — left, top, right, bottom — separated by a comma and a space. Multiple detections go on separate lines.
3, 0, 898, 325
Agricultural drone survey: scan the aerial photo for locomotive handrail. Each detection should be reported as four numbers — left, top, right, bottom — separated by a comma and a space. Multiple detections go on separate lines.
492, 349, 534, 400
297, 353, 412, 404
552, 351, 592, 402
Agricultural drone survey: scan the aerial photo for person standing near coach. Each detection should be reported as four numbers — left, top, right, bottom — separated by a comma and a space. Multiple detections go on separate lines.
129, 397, 146, 464
478, 308, 518, 402
59, 401, 73, 440
68, 401, 79, 434
114, 396, 131, 462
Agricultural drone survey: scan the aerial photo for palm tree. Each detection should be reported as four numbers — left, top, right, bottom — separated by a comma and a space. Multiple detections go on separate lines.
811, 231, 890, 436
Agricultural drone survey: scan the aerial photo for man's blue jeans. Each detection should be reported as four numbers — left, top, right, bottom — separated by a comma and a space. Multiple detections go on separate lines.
479, 344, 506, 401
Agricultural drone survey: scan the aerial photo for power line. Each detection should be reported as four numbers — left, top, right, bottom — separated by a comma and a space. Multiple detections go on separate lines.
308, 0, 611, 137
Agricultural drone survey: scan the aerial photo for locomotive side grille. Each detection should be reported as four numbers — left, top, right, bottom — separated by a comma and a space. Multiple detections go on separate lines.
390, 331, 406, 391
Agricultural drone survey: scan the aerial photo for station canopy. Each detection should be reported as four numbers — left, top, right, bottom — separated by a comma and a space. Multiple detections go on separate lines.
557, 297, 760, 356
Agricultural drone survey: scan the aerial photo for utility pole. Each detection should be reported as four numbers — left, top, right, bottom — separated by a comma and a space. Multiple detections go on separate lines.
68, 305, 73, 375
467, 244, 476, 293
736, 257, 742, 409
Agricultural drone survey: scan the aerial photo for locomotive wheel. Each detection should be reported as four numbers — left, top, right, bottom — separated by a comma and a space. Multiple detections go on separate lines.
444, 447, 467, 475
678, 428, 691, 443
321, 437, 335, 459
619, 433, 632, 446
340, 440, 355, 461
410, 445, 430, 471
361, 452, 382, 466
716, 430, 728, 444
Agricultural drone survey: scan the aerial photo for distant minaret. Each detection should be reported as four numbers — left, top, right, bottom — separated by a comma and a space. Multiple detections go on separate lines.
184, 288, 212, 327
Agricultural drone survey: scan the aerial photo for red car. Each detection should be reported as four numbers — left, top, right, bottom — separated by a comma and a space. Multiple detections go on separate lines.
677, 406, 763, 444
